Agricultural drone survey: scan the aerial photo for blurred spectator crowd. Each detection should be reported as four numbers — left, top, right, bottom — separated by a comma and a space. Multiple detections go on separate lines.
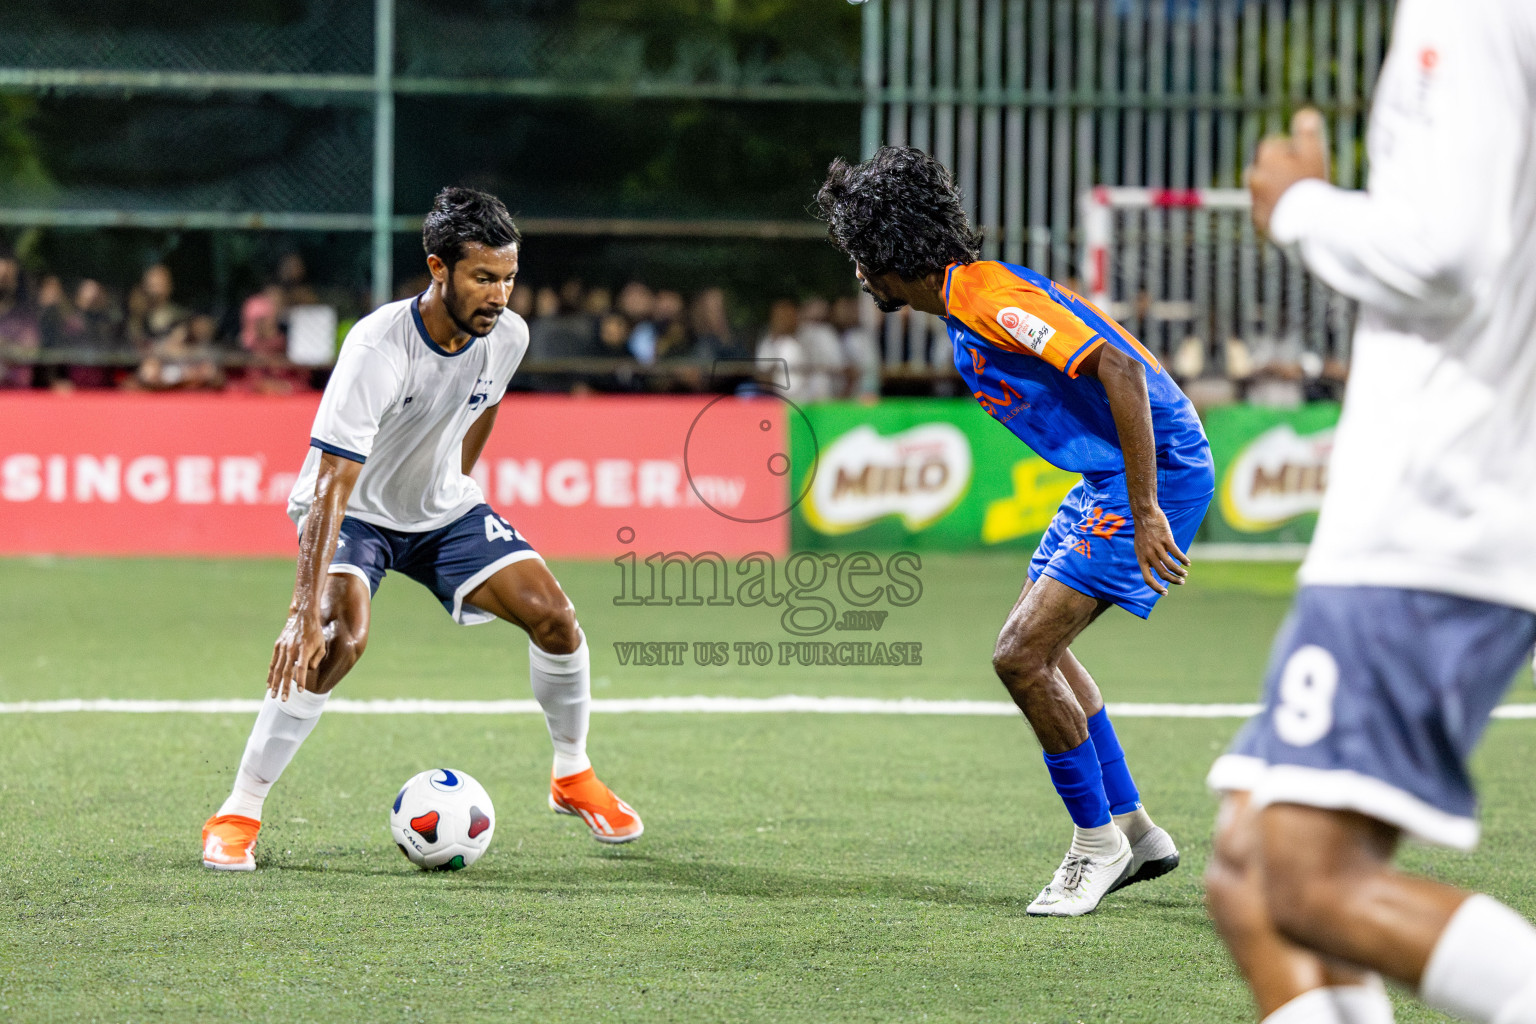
0, 249, 883, 402
494, 279, 880, 401
0, 250, 323, 395
0, 244, 1343, 407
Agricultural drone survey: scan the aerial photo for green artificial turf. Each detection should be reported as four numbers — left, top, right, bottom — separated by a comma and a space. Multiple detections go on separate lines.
0, 553, 1308, 704
1, 555, 1532, 1022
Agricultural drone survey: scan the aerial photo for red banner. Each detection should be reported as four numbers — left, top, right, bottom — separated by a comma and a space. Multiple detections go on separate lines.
0, 393, 789, 557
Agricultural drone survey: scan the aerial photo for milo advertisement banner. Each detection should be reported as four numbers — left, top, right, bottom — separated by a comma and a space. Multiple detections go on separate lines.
790, 399, 1079, 550
790, 398, 1341, 551
1202, 403, 1340, 545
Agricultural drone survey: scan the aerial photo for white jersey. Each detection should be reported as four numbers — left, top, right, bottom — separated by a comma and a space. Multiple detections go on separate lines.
287, 295, 529, 532
1270, 0, 1536, 613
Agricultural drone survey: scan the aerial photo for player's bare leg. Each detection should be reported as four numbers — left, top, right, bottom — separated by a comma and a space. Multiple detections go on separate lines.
993, 576, 1104, 751
1248, 803, 1536, 1023
1207, 793, 1394, 1024
297, 573, 373, 694
466, 558, 642, 843
992, 575, 1133, 915
1258, 805, 1448, 979
203, 573, 371, 870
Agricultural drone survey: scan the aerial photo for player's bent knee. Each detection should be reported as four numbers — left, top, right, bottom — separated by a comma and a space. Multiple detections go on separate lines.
991, 643, 1052, 693
1205, 807, 1265, 938
1203, 862, 1246, 933
1210, 795, 1257, 875
529, 606, 581, 656
335, 629, 369, 667
311, 626, 369, 694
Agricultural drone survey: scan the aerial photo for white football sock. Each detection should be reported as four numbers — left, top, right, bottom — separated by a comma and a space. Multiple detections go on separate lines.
1494, 979, 1536, 1024
1068, 822, 1125, 859
1333, 976, 1395, 1024
217, 688, 329, 821
1112, 806, 1156, 845
1262, 988, 1348, 1024
530, 632, 591, 779
1422, 894, 1536, 1024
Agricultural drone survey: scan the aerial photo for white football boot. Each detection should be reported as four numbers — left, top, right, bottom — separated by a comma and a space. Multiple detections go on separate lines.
1026, 830, 1133, 917
1109, 824, 1180, 893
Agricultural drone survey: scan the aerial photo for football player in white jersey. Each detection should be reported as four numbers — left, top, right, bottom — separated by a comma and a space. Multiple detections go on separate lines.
1204, 2, 1536, 1022
202, 187, 641, 871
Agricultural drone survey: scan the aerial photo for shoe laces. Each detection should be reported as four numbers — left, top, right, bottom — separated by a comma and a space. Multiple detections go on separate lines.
1056, 855, 1091, 893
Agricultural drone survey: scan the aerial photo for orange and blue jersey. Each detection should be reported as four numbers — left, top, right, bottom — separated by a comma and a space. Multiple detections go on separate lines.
943, 260, 1212, 502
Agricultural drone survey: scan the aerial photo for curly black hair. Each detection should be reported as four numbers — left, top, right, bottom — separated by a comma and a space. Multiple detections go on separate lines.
422, 186, 521, 268
814, 146, 982, 280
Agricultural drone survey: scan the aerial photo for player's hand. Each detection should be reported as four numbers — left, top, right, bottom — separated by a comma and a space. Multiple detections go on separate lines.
1247, 108, 1329, 237
1134, 507, 1190, 596
267, 611, 326, 700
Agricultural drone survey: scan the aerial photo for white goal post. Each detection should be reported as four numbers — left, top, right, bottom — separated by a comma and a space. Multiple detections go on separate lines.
1079, 186, 1355, 377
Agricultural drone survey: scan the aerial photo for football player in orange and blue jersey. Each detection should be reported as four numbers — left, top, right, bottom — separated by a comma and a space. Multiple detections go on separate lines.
817, 146, 1214, 917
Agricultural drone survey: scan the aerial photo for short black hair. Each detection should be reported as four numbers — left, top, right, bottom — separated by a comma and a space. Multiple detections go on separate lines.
422, 186, 521, 268
814, 146, 982, 280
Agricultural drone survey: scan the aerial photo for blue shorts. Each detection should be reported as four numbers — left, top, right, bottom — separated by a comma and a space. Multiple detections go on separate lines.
328, 504, 541, 625
1027, 478, 1211, 618
1208, 585, 1536, 850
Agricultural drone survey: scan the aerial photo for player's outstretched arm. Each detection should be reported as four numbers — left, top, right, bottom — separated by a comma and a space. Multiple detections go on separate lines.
461, 403, 500, 475
1082, 344, 1189, 595
269, 452, 362, 700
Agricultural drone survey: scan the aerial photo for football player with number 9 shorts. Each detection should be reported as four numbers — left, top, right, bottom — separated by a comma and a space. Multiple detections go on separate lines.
1205, 2, 1536, 1022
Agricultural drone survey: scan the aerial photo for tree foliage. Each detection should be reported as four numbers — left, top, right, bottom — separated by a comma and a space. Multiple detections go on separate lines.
0, 96, 53, 198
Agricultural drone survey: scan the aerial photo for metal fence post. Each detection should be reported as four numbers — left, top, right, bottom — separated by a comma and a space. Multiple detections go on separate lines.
862, 0, 886, 160
371, 0, 396, 310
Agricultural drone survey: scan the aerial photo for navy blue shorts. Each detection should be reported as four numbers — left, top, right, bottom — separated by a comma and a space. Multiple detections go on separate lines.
328, 504, 540, 625
1209, 585, 1536, 849
1027, 478, 1211, 618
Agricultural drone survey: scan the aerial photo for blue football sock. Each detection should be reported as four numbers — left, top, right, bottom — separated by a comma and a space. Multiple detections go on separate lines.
1042, 738, 1112, 829
1086, 707, 1142, 815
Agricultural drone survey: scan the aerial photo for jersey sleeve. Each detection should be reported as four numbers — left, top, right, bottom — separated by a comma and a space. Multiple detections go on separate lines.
947, 263, 1104, 376
308, 336, 403, 463
490, 313, 530, 407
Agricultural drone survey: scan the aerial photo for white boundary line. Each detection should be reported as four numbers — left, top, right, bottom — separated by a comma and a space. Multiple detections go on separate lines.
2, 695, 1534, 719
1188, 543, 1310, 562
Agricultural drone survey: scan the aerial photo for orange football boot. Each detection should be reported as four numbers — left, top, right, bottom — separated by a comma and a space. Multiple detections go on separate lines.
201, 813, 261, 871
549, 767, 643, 844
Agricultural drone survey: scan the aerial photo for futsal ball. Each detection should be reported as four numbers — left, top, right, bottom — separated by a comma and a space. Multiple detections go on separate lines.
389, 768, 496, 871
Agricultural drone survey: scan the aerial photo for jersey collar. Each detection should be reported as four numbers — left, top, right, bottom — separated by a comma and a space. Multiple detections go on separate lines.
412, 293, 479, 357
940, 263, 964, 328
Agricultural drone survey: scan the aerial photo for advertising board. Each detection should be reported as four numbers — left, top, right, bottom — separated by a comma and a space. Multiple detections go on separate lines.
0, 393, 789, 558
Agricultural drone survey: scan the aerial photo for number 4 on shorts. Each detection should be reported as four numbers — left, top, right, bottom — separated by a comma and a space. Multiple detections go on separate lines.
484, 514, 517, 543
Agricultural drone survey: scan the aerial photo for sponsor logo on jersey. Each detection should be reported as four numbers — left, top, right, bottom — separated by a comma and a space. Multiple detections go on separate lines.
972, 378, 1028, 423
995, 306, 1056, 355
468, 378, 494, 411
